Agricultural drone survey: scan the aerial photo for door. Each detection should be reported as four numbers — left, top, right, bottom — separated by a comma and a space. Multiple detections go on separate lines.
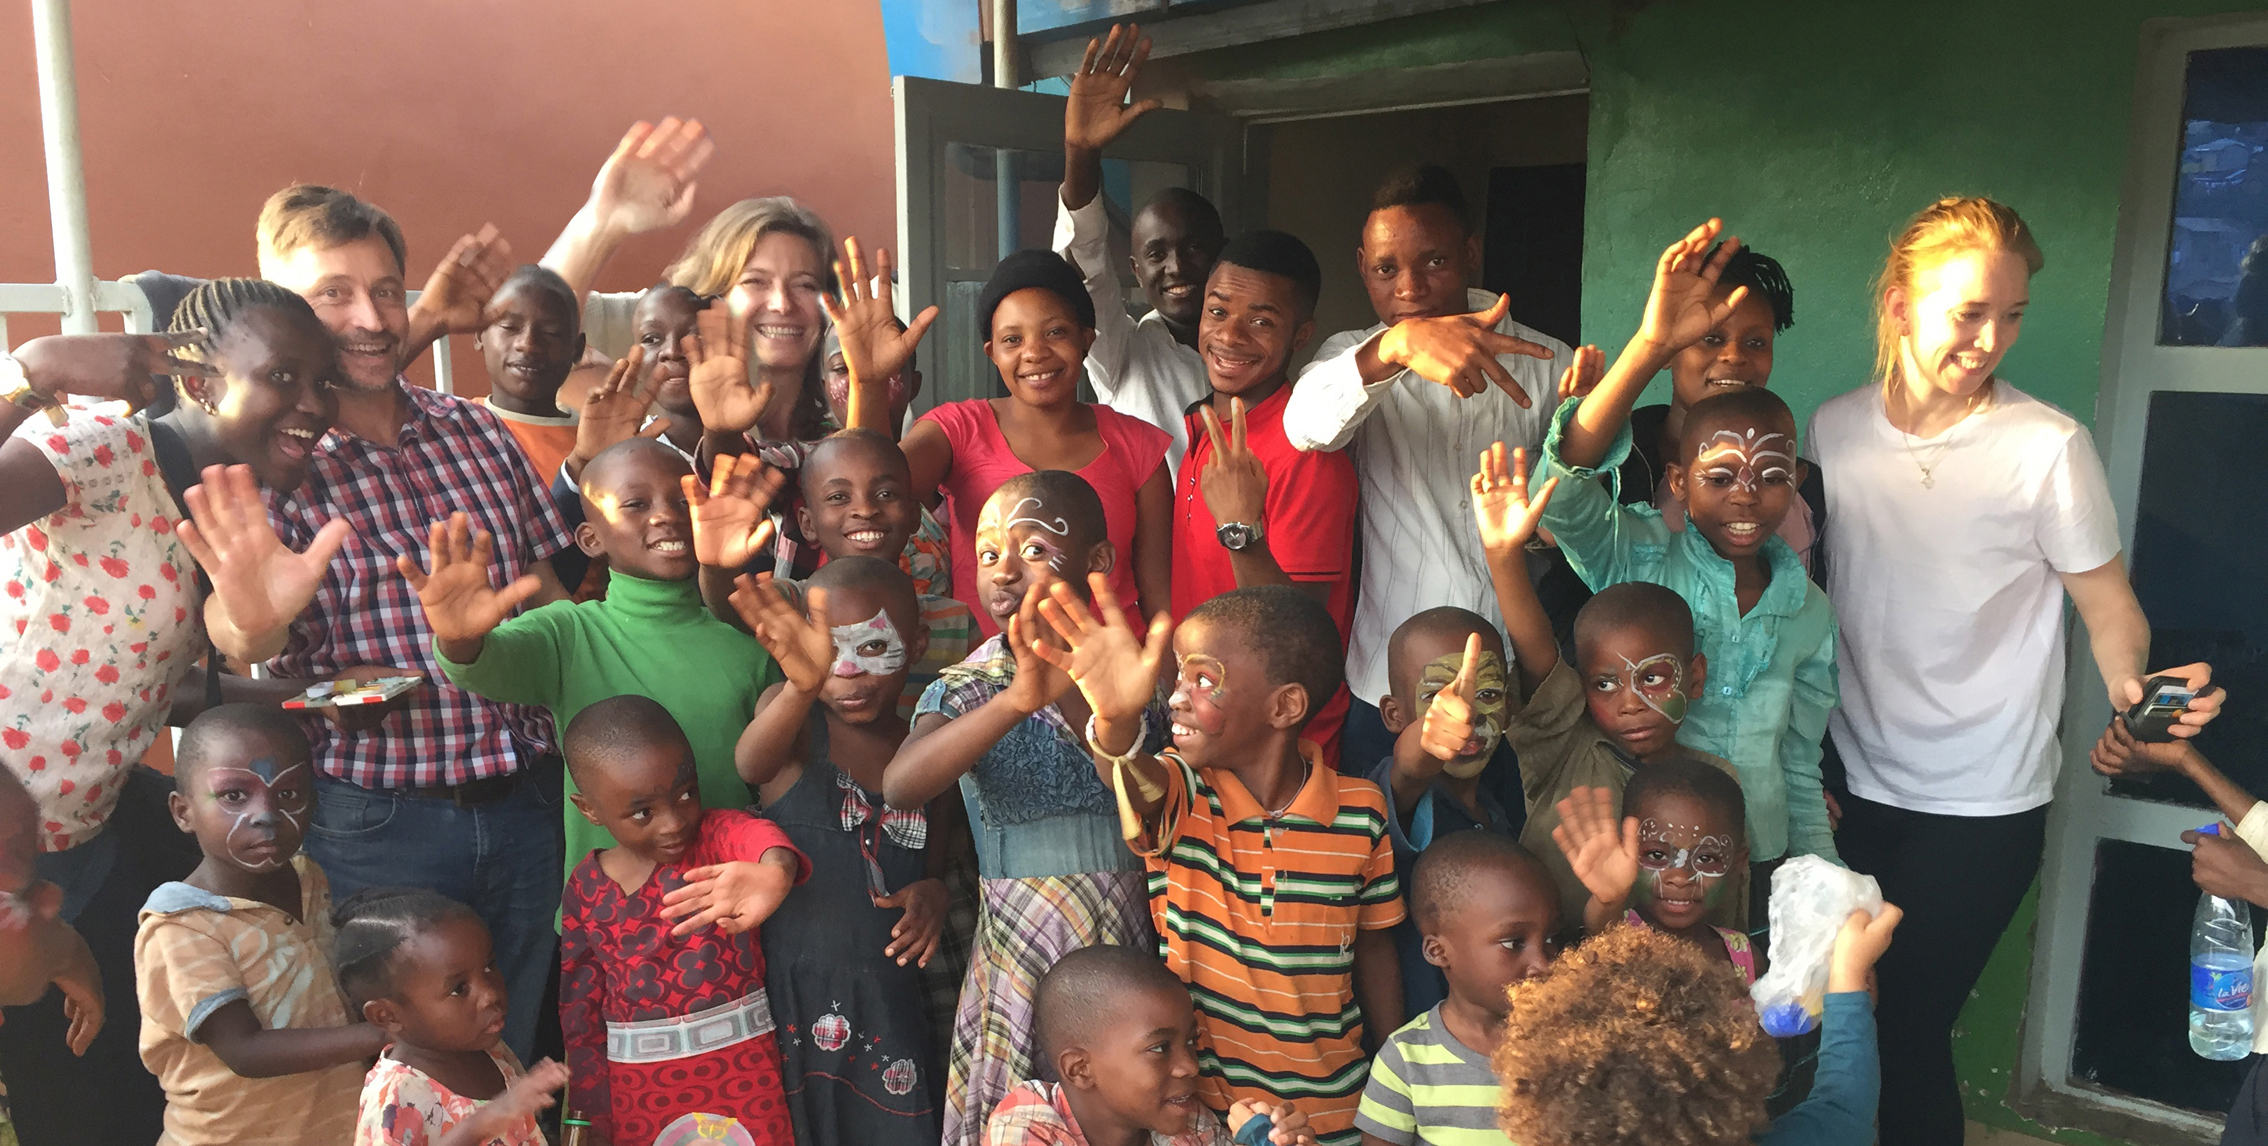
894, 75, 1258, 410
2028, 15, 2268, 1142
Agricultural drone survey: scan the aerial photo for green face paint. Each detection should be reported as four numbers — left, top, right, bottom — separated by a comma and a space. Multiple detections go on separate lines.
1617, 653, 1688, 725
1418, 647, 1509, 778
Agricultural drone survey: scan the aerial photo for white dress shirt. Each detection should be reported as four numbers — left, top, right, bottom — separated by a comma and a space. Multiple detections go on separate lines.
1285, 287, 1572, 707
1052, 194, 1211, 474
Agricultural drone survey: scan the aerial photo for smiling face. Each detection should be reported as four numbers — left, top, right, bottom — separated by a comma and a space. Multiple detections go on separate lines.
1073, 980, 1209, 1136
1628, 790, 1745, 933
569, 740, 704, 868
576, 445, 696, 581
184, 306, 340, 491
634, 286, 705, 416
1668, 414, 1799, 562
1167, 617, 1290, 770
261, 235, 409, 394
986, 288, 1094, 411
730, 231, 828, 373
1425, 859, 1563, 1018
1575, 625, 1703, 763
1357, 204, 1481, 325
1132, 199, 1224, 332
1668, 291, 1777, 410
1197, 263, 1311, 400
370, 914, 508, 1053
1890, 247, 2030, 400
478, 279, 582, 409
811, 582, 926, 725
798, 437, 919, 562
973, 488, 1107, 626
171, 729, 314, 874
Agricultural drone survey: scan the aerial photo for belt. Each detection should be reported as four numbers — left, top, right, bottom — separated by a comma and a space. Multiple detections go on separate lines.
394, 771, 524, 807
606, 990, 775, 1064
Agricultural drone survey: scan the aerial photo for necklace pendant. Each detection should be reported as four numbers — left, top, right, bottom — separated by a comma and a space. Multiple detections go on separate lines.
1921, 472, 1935, 489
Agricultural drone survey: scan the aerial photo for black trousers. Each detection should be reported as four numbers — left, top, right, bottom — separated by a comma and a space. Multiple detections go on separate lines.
1837, 792, 2049, 1146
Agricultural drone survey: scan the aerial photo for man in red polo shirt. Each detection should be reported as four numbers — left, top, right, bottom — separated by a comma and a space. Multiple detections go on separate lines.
1174, 230, 1360, 765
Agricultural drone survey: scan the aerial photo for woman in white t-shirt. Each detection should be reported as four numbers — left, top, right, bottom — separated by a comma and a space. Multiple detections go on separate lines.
1805, 197, 2222, 1146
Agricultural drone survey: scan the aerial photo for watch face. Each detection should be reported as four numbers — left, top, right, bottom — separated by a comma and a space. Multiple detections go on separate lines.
1217, 523, 1256, 551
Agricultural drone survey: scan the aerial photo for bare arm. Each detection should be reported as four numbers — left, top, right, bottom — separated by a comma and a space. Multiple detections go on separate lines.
1471, 443, 1561, 694
902, 419, 956, 511
1559, 221, 1747, 471
1131, 463, 1175, 625
0, 333, 209, 533
738, 681, 815, 790
2060, 556, 2151, 711
884, 704, 1028, 811
541, 119, 715, 298
197, 1000, 386, 1079
1352, 928, 1403, 1051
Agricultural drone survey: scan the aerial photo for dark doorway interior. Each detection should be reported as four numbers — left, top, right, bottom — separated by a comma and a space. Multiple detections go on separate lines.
1483, 162, 1586, 348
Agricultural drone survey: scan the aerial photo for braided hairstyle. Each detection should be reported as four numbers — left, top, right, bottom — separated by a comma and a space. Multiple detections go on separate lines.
330, 886, 482, 1014
157, 278, 326, 416
1713, 246, 1795, 333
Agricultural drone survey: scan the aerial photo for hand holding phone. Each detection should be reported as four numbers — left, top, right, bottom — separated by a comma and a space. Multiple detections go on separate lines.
2121, 675, 2197, 743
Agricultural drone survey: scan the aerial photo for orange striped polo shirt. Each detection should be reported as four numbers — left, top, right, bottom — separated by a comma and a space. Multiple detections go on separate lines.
1134, 744, 1404, 1146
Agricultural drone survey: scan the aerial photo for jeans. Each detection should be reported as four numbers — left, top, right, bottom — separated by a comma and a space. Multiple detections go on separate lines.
306, 762, 565, 1064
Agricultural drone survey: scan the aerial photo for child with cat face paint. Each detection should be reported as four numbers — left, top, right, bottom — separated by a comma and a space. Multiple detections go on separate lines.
1554, 766, 1758, 982
136, 705, 385, 1146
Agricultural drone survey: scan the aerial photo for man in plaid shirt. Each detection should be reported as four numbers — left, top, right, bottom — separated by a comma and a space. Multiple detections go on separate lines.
253, 185, 573, 1061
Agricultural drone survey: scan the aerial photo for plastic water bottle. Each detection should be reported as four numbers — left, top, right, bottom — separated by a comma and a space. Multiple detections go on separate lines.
2190, 826, 2257, 1061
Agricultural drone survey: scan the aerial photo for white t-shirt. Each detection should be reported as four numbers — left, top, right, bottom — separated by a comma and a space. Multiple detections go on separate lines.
1806, 382, 2122, 815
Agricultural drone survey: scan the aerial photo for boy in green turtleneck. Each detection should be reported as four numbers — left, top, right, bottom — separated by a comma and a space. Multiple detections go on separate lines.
407, 438, 783, 876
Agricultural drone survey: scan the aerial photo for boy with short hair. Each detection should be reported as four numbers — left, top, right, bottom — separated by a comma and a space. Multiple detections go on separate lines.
405, 438, 784, 879
478, 264, 586, 480
1355, 832, 1560, 1146
1037, 582, 1403, 1146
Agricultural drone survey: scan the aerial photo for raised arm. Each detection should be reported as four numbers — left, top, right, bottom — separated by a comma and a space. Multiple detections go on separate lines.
542, 118, 715, 298
730, 576, 835, 789
819, 237, 938, 435
1553, 785, 1641, 936
1031, 574, 1175, 837
0, 332, 206, 533
1471, 443, 1561, 694
397, 513, 545, 666
884, 586, 1072, 810
175, 464, 351, 663
404, 225, 513, 366
1056, 24, 1163, 391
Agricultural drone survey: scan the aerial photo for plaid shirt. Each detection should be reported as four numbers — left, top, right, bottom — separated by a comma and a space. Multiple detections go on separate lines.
266, 383, 573, 788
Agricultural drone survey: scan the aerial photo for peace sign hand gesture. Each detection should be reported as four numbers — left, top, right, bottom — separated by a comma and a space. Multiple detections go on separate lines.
1635, 218, 1749, 357
1197, 398, 1268, 528
590, 117, 715, 237
685, 453, 783, 569
816, 237, 938, 429
1552, 785, 1640, 911
1418, 631, 1489, 763
1470, 442, 1558, 561
1033, 573, 1175, 725
686, 299, 771, 435
729, 574, 835, 694
1065, 24, 1164, 153
1375, 293, 1556, 404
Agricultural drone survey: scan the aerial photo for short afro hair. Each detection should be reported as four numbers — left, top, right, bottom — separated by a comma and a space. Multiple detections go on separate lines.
1137, 187, 1226, 249
175, 704, 312, 789
1680, 388, 1800, 464
1408, 830, 1553, 934
563, 694, 693, 793
1373, 164, 1471, 235
983, 470, 1110, 557
492, 264, 582, 336
1216, 229, 1323, 318
808, 554, 919, 630
1622, 758, 1747, 848
1572, 582, 1696, 665
800, 429, 914, 499
1035, 944, 1188, 1059
1495, 925, 1779, 1146
1386, 606, 1498, 702
1184, 586, 1344, 724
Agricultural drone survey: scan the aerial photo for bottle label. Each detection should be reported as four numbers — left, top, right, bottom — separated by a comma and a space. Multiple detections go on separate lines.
2193, 962, 2255, 1012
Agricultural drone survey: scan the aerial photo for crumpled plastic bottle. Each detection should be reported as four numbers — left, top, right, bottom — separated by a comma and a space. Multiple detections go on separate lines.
1751, 855, 1884, 1037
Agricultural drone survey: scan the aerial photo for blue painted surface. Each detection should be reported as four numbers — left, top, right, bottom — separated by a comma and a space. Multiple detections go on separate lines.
880, 0, 983, 83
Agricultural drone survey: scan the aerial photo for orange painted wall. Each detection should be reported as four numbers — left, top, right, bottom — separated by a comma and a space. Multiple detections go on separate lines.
0, 0, 898, 395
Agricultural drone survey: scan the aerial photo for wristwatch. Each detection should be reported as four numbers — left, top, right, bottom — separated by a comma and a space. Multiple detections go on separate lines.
1216, 521, 1264, 552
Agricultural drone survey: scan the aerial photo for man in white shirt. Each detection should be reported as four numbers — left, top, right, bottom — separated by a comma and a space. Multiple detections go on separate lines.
1283, 165, 1570, 776
1051, 24, 1223, 474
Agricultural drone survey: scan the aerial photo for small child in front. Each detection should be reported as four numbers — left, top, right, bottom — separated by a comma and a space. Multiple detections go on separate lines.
135, 705, 381, 1146
335, 889, 569, 1146
734, 556, 946, 1143
557, 696, 809, 1146
478, 264, 586, 480
0, 766, 100, 1046
987, 945, 1318, 1146
1043, 582, 1404, 1146
1554, 766, 1757, 982
1357, 832, 1561, 1146
1492, 905, 1901, 1146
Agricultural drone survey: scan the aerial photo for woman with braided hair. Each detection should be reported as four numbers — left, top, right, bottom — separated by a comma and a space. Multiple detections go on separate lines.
0, 278, 351, 1143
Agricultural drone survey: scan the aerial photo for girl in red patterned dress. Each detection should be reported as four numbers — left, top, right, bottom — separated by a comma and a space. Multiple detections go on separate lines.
557, 696, 809, 1145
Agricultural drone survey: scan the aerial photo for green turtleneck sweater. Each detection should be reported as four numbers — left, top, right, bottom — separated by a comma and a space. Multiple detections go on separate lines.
435, 571, 782, 876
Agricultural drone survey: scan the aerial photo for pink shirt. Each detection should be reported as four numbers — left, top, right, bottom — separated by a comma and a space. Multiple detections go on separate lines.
917, 400, 1170, 638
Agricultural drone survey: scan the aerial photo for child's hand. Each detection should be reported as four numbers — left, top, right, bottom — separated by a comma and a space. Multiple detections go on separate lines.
1374, 293, 1555, 403
1226, 1101, 1315, 1146
817, 237, 938, 429
875, 877, 947, 968
1555, 344, 1606, 400
1198, 399, 1268, 531
1826, 903, 1902, 995
1634, 219, 1747, 358
1003, 585, 1076, 716
396, 513, 542, 653
49, 924, 103, 1056
730, 575, 834, 693
457, 1057, 570, 1143
1553, 786, 1639, 909
1471, 442, 1558, 561
588, 118, 714, 237
686, 453, 784, 569
567, 347, 664, 478
1065, 24, 1164, 153
686, 300, 773, 435
414, 224, 513, 337
1418, 632, 1485, 763
2088, 714, 2200, 778
660, 850, 799, 937
1033, 573, 1175, 724
176, 463, 352, 661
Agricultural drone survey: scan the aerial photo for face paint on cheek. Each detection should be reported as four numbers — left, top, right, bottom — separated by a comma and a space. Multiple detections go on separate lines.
830, 608, 909, 677
209, 759, 309, 872
1619, 653, 1689, 724
1004, 498, 1074, 573
1170, 654, 1230, 737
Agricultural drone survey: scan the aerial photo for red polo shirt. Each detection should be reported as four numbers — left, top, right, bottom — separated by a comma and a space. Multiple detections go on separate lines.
1175, 382, 1358, 766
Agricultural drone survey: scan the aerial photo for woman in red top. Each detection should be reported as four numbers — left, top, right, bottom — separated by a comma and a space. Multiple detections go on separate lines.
904, 250, 1172, 638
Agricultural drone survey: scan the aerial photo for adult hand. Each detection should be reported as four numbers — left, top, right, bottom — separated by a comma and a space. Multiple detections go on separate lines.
176, 464, 352, 663
2109, 662, 2224, 739
11, 330, 214, 412
2088, 714, 2200, 778
1552, 785, 1639, 909
320, 665, 427, 734
686, 299, 770, 435
565, 347, 664, 480
1002, 585, 1076, 716
2183, 828, 2268, 908
1374, 293, 1554, 403
729, 575, 833, 694
1470, 442, 1557, 563
1555, 343, 1605, 401
1065, 24, 1163, 153
1633, 219, 1747, 357
395, 513, 542, 655
661, 851, 797, 936
1033, 573, 1175, 724
685, 453, 783, 569
816, 237, 937, 428
589, 118, 715, 238
412, 224, 514, 337
1418, 633, 1485, 762
876, 877, 947, 968
1197, 399, 1267, 529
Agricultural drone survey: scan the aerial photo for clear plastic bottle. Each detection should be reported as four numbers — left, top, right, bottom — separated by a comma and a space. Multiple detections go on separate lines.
2189, 836, 2257, 1061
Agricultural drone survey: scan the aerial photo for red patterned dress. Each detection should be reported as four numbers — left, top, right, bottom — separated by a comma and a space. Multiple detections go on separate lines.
560, 809, 809, 1146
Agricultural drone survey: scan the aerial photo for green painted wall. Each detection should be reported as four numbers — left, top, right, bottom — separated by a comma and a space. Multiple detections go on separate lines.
1184, 0, 2266, 1140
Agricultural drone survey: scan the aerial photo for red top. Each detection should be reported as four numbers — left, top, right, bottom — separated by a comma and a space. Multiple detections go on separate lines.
1175, 384, 1359, 767
918, 398, 1171, 638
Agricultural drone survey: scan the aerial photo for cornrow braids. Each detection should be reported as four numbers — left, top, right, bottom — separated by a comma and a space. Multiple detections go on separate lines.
1713, 245, 1795, 333
156, 278, 324, 415
330, 886, 481, 1013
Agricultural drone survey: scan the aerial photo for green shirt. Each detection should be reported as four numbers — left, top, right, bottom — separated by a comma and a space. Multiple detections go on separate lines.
435, 571, 781, 876
1354, 1006, 1509, 1146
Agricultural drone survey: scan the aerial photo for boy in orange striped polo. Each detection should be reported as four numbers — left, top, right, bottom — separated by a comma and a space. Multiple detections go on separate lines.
1032, 579, 1404, 1146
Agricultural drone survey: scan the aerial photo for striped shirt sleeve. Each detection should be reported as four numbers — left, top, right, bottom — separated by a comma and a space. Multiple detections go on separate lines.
1353, 1032, 1421, 1144
1356, 814, 1406, 929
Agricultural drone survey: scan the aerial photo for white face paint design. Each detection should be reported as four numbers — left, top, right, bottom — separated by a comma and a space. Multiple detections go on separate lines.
1694, 428, 1793, 495
210, 759, 310, 873
1612, 653, 1689, 724
831, 608, 909, 677
1636, 817, 1735, 901
1003, 496, 1073, 572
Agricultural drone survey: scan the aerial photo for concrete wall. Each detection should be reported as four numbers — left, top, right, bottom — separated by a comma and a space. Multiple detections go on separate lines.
0, 0, 897, 396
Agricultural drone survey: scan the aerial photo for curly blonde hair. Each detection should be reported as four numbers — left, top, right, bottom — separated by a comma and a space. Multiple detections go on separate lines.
1494, 925, 1780, 1146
